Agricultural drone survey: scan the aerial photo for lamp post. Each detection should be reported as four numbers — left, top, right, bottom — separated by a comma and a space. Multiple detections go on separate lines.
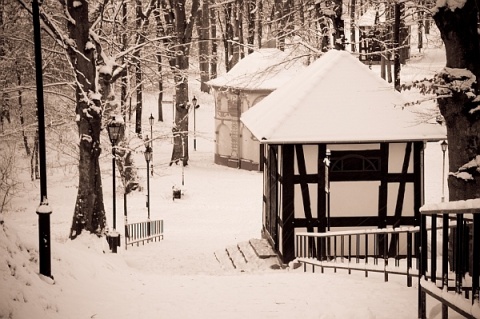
149, 113, 154, 147
32, 0, 52, 278
149, 113, 154, 176
107, 117, 122, 253
441, 140, 448, 203
144, 146, 152, 220
192, 96, 198, 151
325, 149, 331, 231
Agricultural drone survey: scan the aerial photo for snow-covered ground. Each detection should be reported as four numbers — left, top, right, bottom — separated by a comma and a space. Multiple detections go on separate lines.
1, 41, 461, 318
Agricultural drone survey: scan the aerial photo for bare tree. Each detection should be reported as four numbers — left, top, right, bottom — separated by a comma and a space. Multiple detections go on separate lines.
432, 0, 480, 201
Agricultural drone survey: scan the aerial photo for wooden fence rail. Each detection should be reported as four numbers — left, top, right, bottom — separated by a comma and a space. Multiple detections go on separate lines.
125, 219, 164, 248
295, 227, 420, 287
419, 202, 480, 319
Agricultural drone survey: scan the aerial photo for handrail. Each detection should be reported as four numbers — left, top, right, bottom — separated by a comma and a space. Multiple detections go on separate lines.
295, 226, 419, 287
418, 201, 480, 319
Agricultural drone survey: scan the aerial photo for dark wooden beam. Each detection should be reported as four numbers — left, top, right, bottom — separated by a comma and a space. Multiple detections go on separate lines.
282, 144, 295, 263
378, 143, 389, 229
295, 145, 314, 233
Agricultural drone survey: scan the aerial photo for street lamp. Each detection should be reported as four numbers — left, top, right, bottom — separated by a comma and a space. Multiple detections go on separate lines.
149, 113, 154, 147
441, 140, 448, 203
192, 96, 199, 151
107, 116, 122, 253
149, 113, 154, 176
144, 145, 153, 220
324, 149, 331, 231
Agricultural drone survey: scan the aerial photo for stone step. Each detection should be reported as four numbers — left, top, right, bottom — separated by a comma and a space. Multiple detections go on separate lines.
226, 245, 248, 271
249, 238, 278, 259
214, 249, 235, 270
214, 239, 283, 272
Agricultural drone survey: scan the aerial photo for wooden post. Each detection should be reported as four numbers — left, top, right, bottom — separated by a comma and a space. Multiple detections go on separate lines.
282, 144, 295, 263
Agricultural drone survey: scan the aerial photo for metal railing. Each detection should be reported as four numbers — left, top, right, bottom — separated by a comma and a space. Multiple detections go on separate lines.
419, 203, 480, 319
125, 219, 164, 248
295, 226, 420, 287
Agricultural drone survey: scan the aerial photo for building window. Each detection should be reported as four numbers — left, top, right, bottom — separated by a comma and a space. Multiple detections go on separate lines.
331, 154, 380, 172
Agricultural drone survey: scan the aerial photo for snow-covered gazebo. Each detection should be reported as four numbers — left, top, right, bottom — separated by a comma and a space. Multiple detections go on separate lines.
207, 49, 304, 170
241, 50, 446, 263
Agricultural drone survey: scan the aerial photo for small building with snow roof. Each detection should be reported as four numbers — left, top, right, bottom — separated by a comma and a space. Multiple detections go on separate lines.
241, 50, 446, 263
207, 48, 304, 170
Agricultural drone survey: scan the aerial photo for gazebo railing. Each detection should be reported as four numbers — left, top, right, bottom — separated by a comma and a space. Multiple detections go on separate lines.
419, 202, 480, 319
295, 226, 419, 287
125, 219, 164, 248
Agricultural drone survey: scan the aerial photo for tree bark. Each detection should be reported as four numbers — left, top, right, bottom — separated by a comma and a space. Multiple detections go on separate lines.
197, 1, 210, 92
68, 0, 106, 239
433, 0, 480, 201
210, 0, 218, 79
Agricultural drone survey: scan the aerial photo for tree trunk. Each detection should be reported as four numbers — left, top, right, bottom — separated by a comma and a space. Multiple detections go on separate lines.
197, 1, 210, 93
31, 130, 39, 181
68, 0, 106, 239
134, 0, 143, 136
170, 53, 190, 166
210, 0, 218, 79
224, 2, 234, 71
350, 0, 356, 52
256, 0, 263, 48
246, 0, 255, 53
332, 0, 345, 50
14, 63, 31, 156
166, 0, 200, 165
433, 0, 480, 201
121, 0, 128, 123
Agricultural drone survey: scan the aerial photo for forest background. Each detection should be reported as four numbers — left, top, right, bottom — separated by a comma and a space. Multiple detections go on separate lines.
1, 0, 479, 246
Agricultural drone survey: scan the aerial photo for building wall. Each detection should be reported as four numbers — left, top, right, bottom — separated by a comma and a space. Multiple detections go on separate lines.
213, 89, 268, 170
262, 142, 424, 263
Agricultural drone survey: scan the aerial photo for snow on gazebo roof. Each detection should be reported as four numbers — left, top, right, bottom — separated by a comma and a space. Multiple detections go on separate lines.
206, 48, 305, 91
241, 50, 446, 144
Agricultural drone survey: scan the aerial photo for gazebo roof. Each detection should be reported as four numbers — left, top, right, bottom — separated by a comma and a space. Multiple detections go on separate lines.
241, 50, 446, 144
206, 48, 305, 91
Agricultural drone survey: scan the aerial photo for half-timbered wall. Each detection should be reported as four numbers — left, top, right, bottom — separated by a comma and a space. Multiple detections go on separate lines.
261, 141, 424, 263
213, 90, 267, 171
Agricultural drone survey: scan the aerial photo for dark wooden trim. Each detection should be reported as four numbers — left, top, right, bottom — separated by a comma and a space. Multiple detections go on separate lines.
331, 149, 382, 159
331, 171, 382, 181
259, 144, 265, 172
317, 144, 327, 233
293, 172, 383, 183
378, 143, 389, 229
387, 173, 415, 183
389, 142, 412, 255
295, 145, 314, 232
392, 142, 412, 227
413, 142, 424, 259
413, 142, 423, 227
291, 217, 416, 228
282, 144, 295, 263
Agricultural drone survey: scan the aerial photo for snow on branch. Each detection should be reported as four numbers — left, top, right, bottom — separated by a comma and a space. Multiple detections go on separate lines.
451, 155, 480, 181
432, 0, 467, 14
436, 67, 476, 96
402, 67, 479, 110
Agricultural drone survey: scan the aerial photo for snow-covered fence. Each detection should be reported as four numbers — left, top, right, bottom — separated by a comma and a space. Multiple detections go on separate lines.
419, 200, 480, 319
295, 227, 419, 287
125, 219, 164, 248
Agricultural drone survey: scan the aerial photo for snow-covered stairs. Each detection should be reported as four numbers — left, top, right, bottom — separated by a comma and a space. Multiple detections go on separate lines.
214, 238, 282, 272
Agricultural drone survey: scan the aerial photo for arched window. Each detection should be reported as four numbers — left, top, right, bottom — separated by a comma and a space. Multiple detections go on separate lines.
331, 154, 380, 172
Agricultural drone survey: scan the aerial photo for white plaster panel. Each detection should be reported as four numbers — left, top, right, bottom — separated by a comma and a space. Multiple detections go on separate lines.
330, 181, 380, 217
294, 145, 318, 175
387, 183, 415, 217
294, 184, 318, 219
388, 143, 413, 173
